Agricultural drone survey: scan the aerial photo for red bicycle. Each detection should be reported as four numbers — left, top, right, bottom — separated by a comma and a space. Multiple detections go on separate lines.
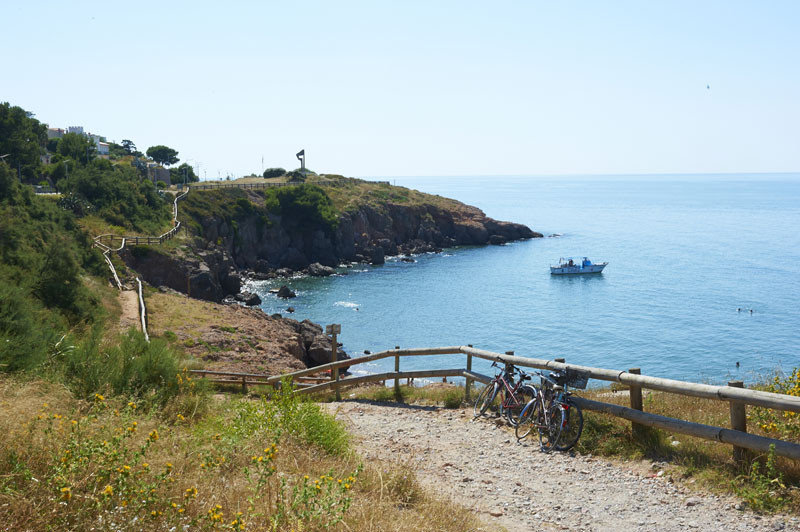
473, 360, 538, 426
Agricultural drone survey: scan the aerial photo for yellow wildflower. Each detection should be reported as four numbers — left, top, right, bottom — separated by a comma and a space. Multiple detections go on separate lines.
102, 485, 113, 496
60, 487, 72, 501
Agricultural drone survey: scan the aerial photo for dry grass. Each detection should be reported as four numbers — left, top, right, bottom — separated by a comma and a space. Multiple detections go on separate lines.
571, 385, 800, 512
324, 178, 479, 217
315, 383, 466, 410
0, 376, 487, 531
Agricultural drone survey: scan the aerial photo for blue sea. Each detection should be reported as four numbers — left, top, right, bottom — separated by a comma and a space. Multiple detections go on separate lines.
245, 174, 800, 386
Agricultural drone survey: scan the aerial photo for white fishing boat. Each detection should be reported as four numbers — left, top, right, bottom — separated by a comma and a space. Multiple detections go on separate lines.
550, 257, 607, 275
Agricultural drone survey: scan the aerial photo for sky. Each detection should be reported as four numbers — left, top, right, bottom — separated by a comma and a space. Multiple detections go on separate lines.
2, 1, 799, 179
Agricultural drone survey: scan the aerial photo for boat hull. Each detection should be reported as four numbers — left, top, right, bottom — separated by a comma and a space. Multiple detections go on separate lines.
550, 263, 607, 275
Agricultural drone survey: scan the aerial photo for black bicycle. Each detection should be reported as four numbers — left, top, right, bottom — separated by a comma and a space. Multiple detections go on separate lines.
515, 369, 586, 451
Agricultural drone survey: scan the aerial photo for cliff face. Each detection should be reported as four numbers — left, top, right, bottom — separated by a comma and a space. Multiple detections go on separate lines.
201, 200, 539, 269
124, 186, 541, 302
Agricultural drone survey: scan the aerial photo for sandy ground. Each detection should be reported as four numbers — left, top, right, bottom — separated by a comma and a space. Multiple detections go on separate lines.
326, 400, 798, 532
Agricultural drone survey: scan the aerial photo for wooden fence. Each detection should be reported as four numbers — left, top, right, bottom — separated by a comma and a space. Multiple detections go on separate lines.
194, 344, 800, 461
136, 277, 149, 342
189, 180, 336, 191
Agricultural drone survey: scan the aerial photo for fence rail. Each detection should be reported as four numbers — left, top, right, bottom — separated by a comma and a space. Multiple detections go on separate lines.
195, 345, 800, 461
189, 180, 336, 191
136, 277, 149, 342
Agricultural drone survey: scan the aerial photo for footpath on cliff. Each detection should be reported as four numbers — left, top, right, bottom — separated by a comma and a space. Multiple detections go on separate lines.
326, 400, 797, 532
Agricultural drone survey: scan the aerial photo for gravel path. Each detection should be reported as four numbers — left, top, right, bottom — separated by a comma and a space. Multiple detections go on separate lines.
326, 400, 798, 532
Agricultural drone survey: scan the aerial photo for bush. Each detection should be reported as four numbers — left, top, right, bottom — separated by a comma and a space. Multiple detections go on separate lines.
0, 281, 60, 371
271, 184, 339, 233
156, 180, 167, 189
58, 159, 171, 232
233, 380, 349, 455
61, 329, 194, 405
263, 167, 285, 179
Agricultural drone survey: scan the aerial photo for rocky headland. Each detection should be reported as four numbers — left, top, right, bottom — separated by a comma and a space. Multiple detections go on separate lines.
122, 179, 541, 303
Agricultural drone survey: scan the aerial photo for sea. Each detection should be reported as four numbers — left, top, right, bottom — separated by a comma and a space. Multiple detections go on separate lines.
244, 174, 800, 386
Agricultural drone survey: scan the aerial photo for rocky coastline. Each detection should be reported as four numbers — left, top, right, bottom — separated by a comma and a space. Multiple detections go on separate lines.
123, 193, 541, 304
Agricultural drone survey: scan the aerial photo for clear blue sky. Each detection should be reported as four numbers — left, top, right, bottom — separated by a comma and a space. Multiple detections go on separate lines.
3, 1, 798, 178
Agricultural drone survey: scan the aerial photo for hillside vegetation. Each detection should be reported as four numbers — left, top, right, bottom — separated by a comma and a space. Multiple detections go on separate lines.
0, 103, 491, 530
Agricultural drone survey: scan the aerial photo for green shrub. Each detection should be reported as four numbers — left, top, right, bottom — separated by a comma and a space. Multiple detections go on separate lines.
58, 159, 171, 232
263, 167, 285, 179
60, 329, 194, 405
0, 281, 60, 371
233, 381, 349, 455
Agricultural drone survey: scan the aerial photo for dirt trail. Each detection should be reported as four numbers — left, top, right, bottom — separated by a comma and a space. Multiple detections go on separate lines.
326, 401, 797, 532
118, 290, 140, 332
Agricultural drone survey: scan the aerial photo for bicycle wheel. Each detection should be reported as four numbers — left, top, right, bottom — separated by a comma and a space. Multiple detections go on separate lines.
538, 402, 562, 452
553, 400, 583, 452
505, 384, 538, 426
514, 398, 540, 440
473, 382, 499, 417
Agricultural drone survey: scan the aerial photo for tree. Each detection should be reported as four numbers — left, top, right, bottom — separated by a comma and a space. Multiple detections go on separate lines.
58, 132, 96, 165
169, 162, 198, 183
146, 145, 179, 167
263, 167, 285, 179
121, 139, 137, 155
0, 102, 47, 181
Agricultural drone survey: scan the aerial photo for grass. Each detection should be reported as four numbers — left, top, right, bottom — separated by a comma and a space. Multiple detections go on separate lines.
567, 384, 800, 513
324, 177, 478, 217
314, 383, 466, 409
0, 377, 487, 531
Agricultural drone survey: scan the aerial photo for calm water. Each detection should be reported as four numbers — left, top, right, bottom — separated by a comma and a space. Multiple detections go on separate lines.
246, 174, 800, 385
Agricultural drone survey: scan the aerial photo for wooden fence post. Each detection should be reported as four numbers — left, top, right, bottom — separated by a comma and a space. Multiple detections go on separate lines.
465, 352, 473, 402
628, 368, 644, 438
729, 380, 748, 464
394, 347, 400, 396
242, 375, 248, 394
332, 327, 340, 401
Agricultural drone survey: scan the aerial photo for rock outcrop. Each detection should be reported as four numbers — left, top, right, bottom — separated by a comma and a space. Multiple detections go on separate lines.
124, 185, 541, 303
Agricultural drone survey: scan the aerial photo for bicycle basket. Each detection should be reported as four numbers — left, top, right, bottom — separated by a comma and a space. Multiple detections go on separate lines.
565, 370, 589, 390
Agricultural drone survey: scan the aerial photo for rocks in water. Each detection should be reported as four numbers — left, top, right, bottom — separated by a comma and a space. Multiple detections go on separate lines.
308, 262, 335, 277
400, 257, 416, 263
364, 350, 371, 355
275, 268, 293, 277
270, 313, 282, 319
277, 285, 296, 299
488, 235, 507, 245
368, 246, 385, 265
286, 307, 295, 313
234, 291, 261, 306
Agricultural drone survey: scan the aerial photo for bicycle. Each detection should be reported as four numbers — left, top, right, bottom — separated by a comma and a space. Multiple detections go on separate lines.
515, 369, 586, 452
473, 360, 538, 426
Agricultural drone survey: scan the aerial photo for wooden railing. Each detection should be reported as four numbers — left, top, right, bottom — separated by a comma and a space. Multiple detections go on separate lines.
199, 345, 800, 461
136, 277, 149, 342
189, 179, 336, 191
